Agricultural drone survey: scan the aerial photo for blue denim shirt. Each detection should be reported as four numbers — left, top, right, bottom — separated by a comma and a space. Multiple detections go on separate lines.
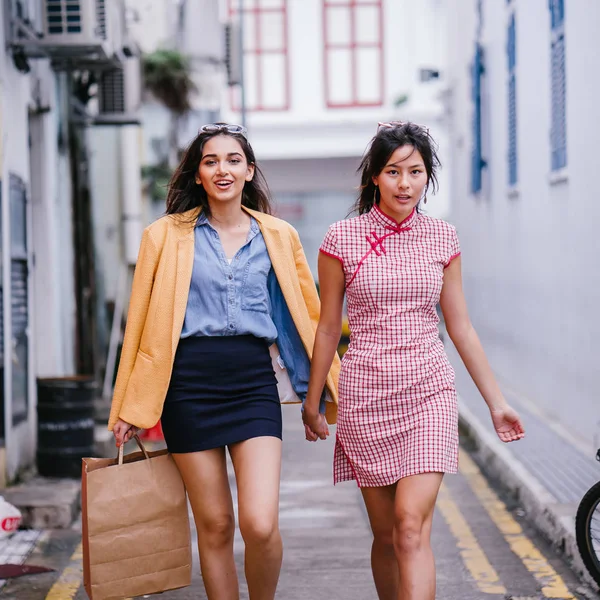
181, 213, 324, 411
181, 214, 278, 343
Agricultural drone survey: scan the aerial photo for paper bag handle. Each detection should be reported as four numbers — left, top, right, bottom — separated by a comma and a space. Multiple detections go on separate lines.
118, 433, 150, 465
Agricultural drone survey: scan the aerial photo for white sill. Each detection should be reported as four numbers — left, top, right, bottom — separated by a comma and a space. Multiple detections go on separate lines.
507, 186, 520, 200
549, 169, 569, 185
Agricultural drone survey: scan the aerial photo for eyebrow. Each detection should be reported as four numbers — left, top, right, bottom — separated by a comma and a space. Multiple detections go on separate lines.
202, 152, 243, 159
386, 162, 424, 168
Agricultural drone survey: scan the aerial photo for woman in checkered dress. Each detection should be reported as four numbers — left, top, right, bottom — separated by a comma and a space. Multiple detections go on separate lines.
303, 122, 525, 600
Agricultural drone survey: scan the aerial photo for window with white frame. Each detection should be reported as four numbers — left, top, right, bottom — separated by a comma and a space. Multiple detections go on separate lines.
549, 0, 566, 171
323, 0, 384, 108
507, 12, 517, 186
228, 0, 290, 112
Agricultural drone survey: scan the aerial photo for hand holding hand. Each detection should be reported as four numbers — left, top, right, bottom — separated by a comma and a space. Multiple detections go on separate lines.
113, 418, 140, 448
490, 405, 525, 443
302, 406, 329, 442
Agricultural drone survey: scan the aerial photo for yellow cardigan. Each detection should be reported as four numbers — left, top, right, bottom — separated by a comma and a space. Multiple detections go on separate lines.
107, 206, 340, 431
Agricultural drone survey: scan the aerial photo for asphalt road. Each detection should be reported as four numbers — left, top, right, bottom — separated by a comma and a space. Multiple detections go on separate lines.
1, 409, 596, 600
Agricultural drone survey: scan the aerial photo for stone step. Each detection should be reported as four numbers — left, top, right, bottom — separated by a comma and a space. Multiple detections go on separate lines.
3, 478, 80, 529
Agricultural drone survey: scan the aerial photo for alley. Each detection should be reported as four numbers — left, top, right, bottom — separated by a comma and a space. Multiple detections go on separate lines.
0, 408, 593, 600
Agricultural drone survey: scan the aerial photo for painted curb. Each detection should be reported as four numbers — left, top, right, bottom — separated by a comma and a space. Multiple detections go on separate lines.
458, 397, 600, 594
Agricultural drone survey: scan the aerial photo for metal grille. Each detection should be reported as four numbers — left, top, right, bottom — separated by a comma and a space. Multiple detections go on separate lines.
95, 0, 106, 40
46, 0, 83, 35
550, 33, 567, 171
9, 174, 28, 427
99, 68, 125, 113
549, 0, 566, 171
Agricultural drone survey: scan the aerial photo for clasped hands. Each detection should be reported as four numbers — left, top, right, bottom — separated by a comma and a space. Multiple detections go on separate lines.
302, 405, 329, 442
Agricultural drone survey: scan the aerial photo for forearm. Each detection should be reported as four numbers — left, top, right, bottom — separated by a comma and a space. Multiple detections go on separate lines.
305, 326, 341, 412
448, 324, 506, 411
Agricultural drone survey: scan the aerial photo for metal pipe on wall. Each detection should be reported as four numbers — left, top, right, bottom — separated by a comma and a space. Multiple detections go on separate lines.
238, 0, 247, 129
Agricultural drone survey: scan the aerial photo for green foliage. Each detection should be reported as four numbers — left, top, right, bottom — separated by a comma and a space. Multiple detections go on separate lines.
394, 93, 409, 107
142, 49, 196, 115
141, 163, 172, 203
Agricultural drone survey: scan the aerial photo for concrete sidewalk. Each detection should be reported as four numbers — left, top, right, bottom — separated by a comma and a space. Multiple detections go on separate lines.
443, 335, 600, 592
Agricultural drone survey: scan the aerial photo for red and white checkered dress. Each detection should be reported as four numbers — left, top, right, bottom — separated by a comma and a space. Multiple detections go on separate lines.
320, 205, 461, 487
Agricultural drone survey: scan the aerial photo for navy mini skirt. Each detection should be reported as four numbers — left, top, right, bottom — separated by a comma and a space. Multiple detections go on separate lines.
160, 335, 282, 453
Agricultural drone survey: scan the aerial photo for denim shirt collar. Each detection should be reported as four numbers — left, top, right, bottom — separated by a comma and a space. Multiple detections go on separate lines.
196, 211, 260, 242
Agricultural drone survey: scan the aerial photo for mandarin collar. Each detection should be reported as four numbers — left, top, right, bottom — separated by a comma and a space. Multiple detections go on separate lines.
368, 204, 419, 231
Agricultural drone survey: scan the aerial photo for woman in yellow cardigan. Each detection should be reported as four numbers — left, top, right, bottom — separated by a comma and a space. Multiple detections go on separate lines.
109, 123, 339, 600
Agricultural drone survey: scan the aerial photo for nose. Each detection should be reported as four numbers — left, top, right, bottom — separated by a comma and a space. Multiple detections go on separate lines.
398, 173, 410, 189
216, 161, 228, 176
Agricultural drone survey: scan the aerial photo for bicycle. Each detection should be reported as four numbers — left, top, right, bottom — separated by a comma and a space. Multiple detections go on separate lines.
575, 448, 600, 586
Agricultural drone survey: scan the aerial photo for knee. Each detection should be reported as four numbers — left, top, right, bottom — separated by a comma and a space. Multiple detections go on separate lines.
393, 513, 426, 556
198, 513, 235, 549
372, 527, 394, 551
239, 515, 280, 548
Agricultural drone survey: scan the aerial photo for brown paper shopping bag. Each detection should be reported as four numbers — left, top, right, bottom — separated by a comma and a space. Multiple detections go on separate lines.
81, 435, 192, 600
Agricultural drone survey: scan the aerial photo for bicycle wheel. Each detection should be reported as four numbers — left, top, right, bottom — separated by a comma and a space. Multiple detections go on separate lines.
576, 480, 600, 586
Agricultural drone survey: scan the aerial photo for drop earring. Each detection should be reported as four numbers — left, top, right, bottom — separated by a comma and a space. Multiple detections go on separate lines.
424, 195, 428, 204
373, 186, 379, 205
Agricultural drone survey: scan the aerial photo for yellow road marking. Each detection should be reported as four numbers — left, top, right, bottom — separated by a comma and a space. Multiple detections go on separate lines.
437, 483, 507, 594
43, 540, 135, 600
459, 450, 575, 599
45, 543, 82, 600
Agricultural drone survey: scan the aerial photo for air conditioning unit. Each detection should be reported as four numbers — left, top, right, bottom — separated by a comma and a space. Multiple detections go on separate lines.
15, 0, 126, 67
94, 56, 141, 125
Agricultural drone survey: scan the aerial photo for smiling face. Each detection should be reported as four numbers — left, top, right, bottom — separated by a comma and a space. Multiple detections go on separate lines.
372, 145, 428, 222
195, 134, 255, 207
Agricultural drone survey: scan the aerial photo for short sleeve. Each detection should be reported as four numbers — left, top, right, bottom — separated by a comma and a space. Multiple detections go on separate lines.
444, 225, 461, 268
319, 224, 343, 264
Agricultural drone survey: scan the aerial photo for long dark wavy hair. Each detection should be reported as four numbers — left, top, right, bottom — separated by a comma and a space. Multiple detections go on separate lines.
353, 122, 441, 215
165, 125, 273, 216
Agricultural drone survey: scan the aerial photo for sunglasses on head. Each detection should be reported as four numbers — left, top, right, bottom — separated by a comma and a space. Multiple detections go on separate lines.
199, 123, 248, 137
377, 121, 430, 136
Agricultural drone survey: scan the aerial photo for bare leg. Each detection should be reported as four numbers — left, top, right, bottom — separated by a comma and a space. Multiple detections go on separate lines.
393, 472, 443, 600
229, 436, 282, 600
172, 449, 239, 600
361, 485, 399, 600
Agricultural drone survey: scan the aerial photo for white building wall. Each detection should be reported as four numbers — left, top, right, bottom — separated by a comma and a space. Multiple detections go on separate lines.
88, 127, 125, 302
220, 0, 451, 274
126, 0, 224, 225
125, 0, 177, 54
0, 5, 83, 480
53, 74, 78, 377
223, 0, 449, 157
0, 59, 35, 480
29, 65, 74, 378
447, 0, 600, 448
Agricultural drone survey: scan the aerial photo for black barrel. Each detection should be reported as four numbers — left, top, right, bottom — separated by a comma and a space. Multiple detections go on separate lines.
36, 376, 97, 478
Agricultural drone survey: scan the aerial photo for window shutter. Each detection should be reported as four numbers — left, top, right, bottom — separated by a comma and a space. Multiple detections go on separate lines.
471, 43, 484, 194
549, 0, 567, 170
507, 14, 517, 185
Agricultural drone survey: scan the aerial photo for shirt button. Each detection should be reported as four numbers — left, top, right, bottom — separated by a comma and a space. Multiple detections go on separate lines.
229, 298, 234, 304
229, 324, 234, 329
228, 274, 233, 280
